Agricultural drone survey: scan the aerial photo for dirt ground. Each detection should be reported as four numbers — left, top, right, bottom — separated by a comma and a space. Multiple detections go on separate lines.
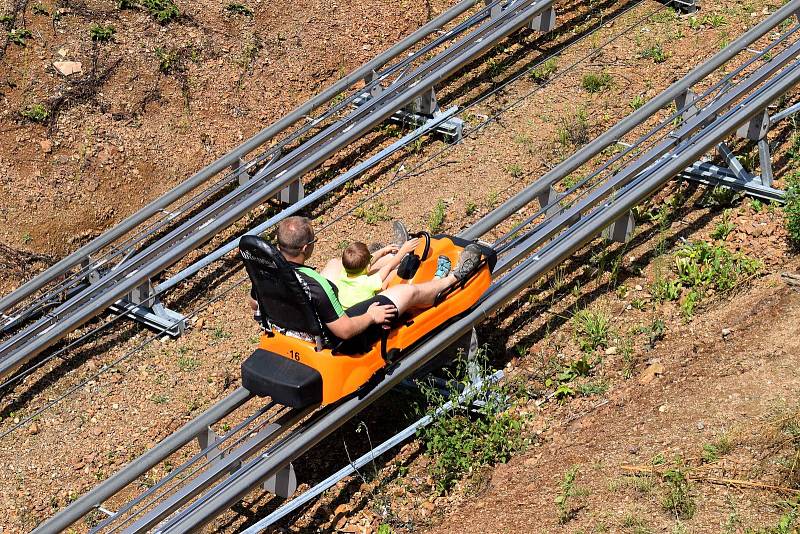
2, 0, 800, 532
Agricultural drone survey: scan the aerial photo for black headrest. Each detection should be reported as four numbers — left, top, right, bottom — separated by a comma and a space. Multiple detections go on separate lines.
239, 235, 324, 337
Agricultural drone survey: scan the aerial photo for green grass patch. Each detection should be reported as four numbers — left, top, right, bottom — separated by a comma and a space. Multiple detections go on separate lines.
355, 202, 391, 225
89, 23, 115, 42
582, 72, 613, 93
572, 309, 610, 352
530, 57, 558, 83
21, 103, 49, 123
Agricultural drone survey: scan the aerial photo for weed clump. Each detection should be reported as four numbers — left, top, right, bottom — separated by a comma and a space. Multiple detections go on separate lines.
7, 27, 32, 46
640, 44, 667, 63
428, 199, 446, 233
418, 357, 527, 494
572, 309, 610, 352
225, 2, 253, 16
555, 466, 583, 523
581, 72, 613, 93
21, 103, 49, 123
90, 23, 115, 42
354, 202, 391, 225
652, 241, 761, 318
120, 0, 180, 23
530, 57, 558, 83
661, 465, 696, 520
557, 108, 589, 148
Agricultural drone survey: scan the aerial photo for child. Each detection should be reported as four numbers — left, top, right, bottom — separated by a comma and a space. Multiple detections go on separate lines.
335, 239, 455, 309
335, 239, 419, 309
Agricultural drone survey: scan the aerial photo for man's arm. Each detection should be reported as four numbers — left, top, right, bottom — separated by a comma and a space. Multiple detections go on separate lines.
326, 303, 396, 339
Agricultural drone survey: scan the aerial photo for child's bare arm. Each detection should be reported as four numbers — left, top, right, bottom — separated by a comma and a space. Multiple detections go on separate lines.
376, 238, 419, 282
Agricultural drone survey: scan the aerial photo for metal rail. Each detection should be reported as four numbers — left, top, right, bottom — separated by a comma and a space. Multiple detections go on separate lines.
0, 0, 555, 379
32, 2, 800, 532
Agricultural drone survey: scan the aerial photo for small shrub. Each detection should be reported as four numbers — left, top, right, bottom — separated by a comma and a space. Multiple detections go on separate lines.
530, 57, 558, 83
661, 466, 696, 520
32, 4, 49, 15
418, 357, 526, 494
7, 27, 32, 46
21, 103, 49, 123
582, 72, 613, 93
428, 199, 446, 233
89, 23, 115, 42
573, 309, 610, 352
225, 2, 253, 16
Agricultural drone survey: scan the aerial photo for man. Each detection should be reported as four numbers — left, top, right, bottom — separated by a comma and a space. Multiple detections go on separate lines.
249, 216, 481, 349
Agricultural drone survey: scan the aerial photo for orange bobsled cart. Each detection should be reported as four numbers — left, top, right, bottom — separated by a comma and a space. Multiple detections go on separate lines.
239, 232, 495, 408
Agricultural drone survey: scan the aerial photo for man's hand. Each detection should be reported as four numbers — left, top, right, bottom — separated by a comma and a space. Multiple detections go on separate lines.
367, 302, 397, 325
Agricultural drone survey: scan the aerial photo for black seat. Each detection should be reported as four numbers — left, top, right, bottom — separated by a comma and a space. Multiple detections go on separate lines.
239, 235, 326, 407
239, 234, 327, 348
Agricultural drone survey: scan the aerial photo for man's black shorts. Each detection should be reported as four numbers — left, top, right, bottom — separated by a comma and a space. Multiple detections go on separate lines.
337, 295, 397, 354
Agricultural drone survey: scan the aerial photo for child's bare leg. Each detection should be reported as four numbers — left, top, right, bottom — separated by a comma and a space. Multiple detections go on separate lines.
379, 274, 456, 314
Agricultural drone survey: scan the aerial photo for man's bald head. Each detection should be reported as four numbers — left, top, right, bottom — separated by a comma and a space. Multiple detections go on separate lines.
276, 216, 315, 258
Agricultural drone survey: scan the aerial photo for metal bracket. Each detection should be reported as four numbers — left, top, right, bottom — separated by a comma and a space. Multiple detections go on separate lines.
278, 179, 305, 204
231, 157, 249, 187
80, 256, 101, 285
485, 0, 502, 20
675, 89, 698, 123
352, 89, 464, 142
602, 211, 636, 243
263, 462, 297, 498
529, 6, 556, 32
736, 109, 769, 141
680, 160, 785, 203
537, 185, 562, 218
109, 279, 185, 337
406, 87, 439, 116
197, 426, 227, 468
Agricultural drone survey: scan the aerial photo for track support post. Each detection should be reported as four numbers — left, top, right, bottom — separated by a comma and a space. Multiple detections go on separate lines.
263, 463, 297, 498
197, 426, 226, 468
602, 211, 636, 244
528, 5, 556, 32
